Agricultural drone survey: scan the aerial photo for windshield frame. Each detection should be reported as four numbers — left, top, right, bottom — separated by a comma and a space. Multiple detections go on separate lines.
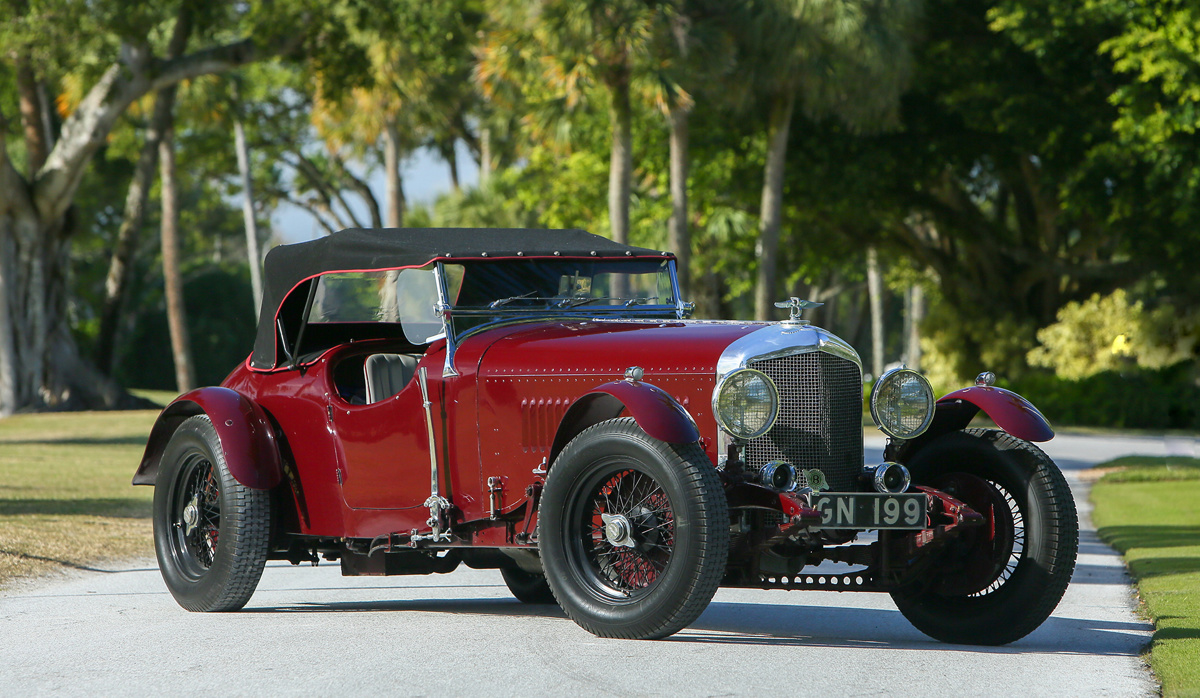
433, 257, 691, 377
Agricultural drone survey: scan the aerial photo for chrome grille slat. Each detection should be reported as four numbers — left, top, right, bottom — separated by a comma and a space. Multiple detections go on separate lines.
747, 352, 863, 492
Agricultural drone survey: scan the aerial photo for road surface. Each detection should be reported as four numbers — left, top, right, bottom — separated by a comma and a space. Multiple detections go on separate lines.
2, 432, 1178, 696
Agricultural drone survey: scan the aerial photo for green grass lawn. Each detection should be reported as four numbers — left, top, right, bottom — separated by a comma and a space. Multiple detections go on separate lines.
0, 410, 160, 588
1091, 455, 1200, 697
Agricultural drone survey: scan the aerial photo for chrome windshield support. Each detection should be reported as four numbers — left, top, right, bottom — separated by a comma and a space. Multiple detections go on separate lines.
416, 366, 452, 544
433, 262, 459, 377
668, 259, 695, 319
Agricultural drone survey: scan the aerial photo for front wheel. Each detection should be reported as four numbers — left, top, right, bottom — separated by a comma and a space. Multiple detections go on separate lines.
153, 415, 271, 612
538, 418, 729, 639
890, 429, 1078, 645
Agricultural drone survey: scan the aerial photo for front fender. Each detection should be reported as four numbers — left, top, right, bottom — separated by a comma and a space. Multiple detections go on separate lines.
936, 386, 1054, 442
548, 380, 700, 463
586, 379, 700, 444
132, 387, 283, 490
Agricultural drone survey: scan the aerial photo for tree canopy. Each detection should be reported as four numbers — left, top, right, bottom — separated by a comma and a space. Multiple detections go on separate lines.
2, 0, 1197, 414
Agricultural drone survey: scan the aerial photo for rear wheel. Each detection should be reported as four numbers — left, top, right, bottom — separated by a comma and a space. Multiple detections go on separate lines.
890, 429, 1078, 645
154, 415, 271, 612
501, 567, 556, 604
538, 418, 728, 640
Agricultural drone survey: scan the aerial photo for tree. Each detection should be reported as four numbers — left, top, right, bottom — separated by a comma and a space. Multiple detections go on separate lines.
644, 1, 739, 299
0, 1, 307, 415
737, 0, 919, 320
480, 0, 665, 253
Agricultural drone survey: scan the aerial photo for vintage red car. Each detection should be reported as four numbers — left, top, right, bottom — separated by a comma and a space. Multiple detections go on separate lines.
134, 227, 1077, 643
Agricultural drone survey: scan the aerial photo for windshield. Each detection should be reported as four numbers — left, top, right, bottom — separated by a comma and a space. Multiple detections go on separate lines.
295, 258, 677, 351
449, 258, 676, 334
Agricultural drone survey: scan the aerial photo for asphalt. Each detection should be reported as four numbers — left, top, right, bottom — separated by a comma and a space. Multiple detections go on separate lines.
0, 432, 1177, 696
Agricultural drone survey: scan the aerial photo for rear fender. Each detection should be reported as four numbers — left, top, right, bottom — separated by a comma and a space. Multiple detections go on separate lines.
548, 379, 700, 464
132, 387, 283, 490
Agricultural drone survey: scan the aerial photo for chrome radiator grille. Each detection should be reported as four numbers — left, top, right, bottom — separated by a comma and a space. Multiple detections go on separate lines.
746, 352, 864, 492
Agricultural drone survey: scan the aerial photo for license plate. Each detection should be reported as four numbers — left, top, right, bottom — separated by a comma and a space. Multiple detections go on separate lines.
811, 493, 927, 529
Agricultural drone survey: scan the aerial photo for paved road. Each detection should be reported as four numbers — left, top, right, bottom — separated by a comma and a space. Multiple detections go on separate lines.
2, 433, 1178, 696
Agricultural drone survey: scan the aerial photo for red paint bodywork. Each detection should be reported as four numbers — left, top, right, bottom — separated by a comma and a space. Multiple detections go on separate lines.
937, 386, 1055, 442
583, 379, 700, 444
142, 319, 758, 543
134, 387, 282, 490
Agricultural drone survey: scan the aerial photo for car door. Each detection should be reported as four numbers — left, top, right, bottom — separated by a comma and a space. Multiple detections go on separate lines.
327, 353, 437, 512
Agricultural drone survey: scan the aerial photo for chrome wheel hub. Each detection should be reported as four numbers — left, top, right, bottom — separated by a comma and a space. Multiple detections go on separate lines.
601, 513, 636, 549
182, 494, 200, 536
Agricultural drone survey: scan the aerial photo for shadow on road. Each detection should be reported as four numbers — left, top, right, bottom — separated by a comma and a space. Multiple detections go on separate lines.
238, 593, 1147, 656
243, 595, 568, 619
678, 601, 1149, 655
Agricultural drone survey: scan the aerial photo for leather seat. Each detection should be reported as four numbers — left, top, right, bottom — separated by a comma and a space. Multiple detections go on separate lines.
364, 354, 419, 403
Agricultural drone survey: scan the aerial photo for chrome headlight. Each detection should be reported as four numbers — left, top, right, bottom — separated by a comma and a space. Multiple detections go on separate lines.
870, 368, 935, 439
713, 368, 779, 440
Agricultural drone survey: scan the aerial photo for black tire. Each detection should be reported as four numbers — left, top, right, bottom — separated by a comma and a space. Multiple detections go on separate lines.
538, 418, 729, 640
890, 428, 1078, 645
501, 566, 557, 604
153, 415, 271, 612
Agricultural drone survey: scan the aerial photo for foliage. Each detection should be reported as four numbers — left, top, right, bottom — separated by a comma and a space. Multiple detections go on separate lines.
1028, 289, 1198, 380
2, 0, 1200, 422
1005, 363, 1200, 430
115, 265, 257, 390
1093, 467, 1200, 696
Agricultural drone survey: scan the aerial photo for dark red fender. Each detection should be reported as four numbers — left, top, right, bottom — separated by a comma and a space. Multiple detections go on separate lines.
133, 387, 283, 490
937, 386, 1054, 442
584, 379, 700, 444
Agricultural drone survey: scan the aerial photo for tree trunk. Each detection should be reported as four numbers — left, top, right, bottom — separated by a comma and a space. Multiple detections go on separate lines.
668, 103, 690, 300
0, 158, 139, 414
608, 78, 633, 247
95, 10, 194, 375
0, 187, 19, 415
479, 126, 492, 188
0, 15, 288, 415
95, 95, 172, 374
906, 282, 924, 371
867, 246, 885, 379
383, 120, 406, 227
754, 92, 795, 320
608, 75, 633, 299
16, 59, 49, 176
233, 116, 263, 317
159, 101, 195, 393
446, 142, 460, 193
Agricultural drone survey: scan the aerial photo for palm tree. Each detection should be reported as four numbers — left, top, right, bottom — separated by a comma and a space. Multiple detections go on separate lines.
645, 1, 739, 299
740, 0, 919, 320
479, 0, 663, 251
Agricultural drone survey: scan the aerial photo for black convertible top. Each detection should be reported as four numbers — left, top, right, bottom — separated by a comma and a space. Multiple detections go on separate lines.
251, 227, 669, 369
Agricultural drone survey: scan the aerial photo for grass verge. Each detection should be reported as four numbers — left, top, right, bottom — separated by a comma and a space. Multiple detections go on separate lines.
0, 410, 159, 589
1091, 455, 1200, 697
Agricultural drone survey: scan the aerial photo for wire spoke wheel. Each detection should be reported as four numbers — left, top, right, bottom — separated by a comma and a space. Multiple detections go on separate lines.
890, 429, 1078, 645
578, 466, 676, 598
169, 454, 223, 578
153, 415, 271, 612
539, 418, 728, 640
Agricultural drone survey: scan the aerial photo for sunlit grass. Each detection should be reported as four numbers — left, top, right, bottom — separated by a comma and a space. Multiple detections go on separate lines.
0, 411, 158, 589
129, 388, 180, 408
1092, 456, 1200, 697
